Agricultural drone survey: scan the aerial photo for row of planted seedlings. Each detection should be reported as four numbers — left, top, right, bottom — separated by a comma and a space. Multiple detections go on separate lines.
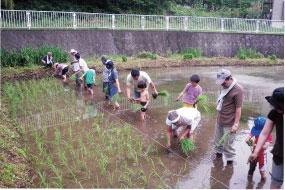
2, 78, 77, 119
24, 110, 190, 188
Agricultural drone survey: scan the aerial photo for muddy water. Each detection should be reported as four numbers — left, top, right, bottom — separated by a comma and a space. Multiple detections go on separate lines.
53, 66, 283, 188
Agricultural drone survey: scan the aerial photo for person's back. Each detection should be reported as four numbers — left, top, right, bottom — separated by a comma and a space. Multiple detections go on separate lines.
85, 69, 96, 84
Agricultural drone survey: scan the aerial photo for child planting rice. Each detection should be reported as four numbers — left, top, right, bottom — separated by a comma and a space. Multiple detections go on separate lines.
52, 63, 69, 83
80, 67, 96, 95
134, 81, 149, 121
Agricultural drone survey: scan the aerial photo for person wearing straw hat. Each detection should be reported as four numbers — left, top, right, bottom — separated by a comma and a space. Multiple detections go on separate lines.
249, 87, 284, 188
214, 69, 244, 164
165, 107, 201, 150
245, 117, 272, 180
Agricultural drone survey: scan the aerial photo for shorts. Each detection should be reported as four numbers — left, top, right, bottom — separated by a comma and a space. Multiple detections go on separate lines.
108, 84, 118, 102
183, 102, 197, 109
103, 82, 109, 93
87, 84, 94, 89
62, 66, 69, 75
134, 91, 141, 98
140, 102, 147, 112
271, 160, 284, 187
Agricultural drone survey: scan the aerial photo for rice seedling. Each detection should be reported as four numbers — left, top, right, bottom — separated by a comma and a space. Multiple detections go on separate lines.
98, 153, 109, 175
216, 130, 231, 148
107, 171, 114, 187
137, 170, 148, 188
113, 93, 119, 103
132, 104, 144, 113
180, 138, 196, 156
103, 86, 108, 94
37, 169, 49, 188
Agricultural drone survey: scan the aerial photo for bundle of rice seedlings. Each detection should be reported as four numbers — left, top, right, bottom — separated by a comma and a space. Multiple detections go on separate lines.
180, 138, 196, 156
152, 90, 169, 99
113, 93, 119, 103
216, 130, 231, 148
196, 95, 214, 113
132, 104, 144, 113
158, 90, 169, 97
103, 87, 108, 93
70, 73, 83, 81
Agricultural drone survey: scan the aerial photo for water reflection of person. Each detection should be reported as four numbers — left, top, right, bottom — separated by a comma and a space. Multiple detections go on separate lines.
249, 87, 284, 189
246, 176, 266, 189
210, 156, 234, 188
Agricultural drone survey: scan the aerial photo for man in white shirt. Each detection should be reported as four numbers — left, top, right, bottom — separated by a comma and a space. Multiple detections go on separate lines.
126, 69, 158, 101
166, 107, 201, 149
74, 53, 89, 88
70, 49, 81, 86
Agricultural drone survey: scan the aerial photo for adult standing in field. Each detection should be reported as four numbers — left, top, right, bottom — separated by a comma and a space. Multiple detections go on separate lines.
41, 52, 54, 68
166, 107, 201, 149
106, 61, 121, 109
176, 74, 202, 109
52, 63, 69, 82
249, 87, 284, 189
73, 53, 89, 88
70, 49, 81, 86
126, 69, 158, 101
101, 55, 110, 99
214, 69, 244, 164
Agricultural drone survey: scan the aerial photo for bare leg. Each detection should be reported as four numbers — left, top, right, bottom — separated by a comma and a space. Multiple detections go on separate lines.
260, 171, 266, 180
62, 75, 66, 82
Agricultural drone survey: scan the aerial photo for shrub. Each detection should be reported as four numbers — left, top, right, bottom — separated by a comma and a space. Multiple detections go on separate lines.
122, 55, 127, 62
183, 53, 194, 59
236, 44, 264, 59
150, 54, 158, 59
183, 48, 202, 58
268, 55, 277, 61
1, 45, 69, 67
137, 52, 158, 59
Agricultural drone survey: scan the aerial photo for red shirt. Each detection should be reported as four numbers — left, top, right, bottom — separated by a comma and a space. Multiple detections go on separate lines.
250, 133, 273, 155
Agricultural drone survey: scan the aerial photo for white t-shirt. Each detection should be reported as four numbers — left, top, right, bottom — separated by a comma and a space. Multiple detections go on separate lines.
79, 58, 89, 73
165, 107, 201, 134
126, 71, 152, 92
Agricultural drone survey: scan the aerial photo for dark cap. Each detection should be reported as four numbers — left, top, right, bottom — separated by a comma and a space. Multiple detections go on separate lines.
265, 87, 284, 111
106, 61, 114, 69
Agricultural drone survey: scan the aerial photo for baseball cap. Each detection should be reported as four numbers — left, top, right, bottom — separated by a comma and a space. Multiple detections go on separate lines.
251, 117, 266, 136
101, 55, 108, 61
70, 49, 77, 53
216, 69, 232, 84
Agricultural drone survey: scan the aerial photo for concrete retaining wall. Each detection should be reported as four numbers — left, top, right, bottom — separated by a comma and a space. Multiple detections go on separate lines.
1, 30, 283, 58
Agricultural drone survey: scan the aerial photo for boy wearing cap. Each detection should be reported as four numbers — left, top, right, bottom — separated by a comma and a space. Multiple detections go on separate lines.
246, 117, 272, 179
249, 87, 284, 188
106, 61, 121, 109
166, 107, 201, 150
214, 69, 243, 164
176, 74, 202, 108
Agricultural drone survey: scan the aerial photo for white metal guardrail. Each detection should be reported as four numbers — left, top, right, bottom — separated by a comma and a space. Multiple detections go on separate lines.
1, 10, 284, 33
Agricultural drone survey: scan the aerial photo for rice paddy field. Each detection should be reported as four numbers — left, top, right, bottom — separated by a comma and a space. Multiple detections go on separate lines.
1, 66, 284, 188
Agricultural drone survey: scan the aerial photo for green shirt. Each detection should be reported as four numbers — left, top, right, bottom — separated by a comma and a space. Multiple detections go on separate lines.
85, 70, 96, 84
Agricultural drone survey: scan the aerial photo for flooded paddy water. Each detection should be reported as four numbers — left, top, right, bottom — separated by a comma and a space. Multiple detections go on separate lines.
4, 66, 283, 188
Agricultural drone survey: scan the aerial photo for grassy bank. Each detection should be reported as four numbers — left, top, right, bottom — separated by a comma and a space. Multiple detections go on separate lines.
1, 56, 283, 82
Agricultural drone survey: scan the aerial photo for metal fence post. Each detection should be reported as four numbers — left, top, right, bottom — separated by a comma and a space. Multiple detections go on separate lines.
184, 16, 188, 31
26, 11, 31, 30
73, 13, 77, 29
221, 18, 224, 32
112, 14, 115, 30
166, 16, 169, 31
256, 20, 259, 33
141, 16, 145, 30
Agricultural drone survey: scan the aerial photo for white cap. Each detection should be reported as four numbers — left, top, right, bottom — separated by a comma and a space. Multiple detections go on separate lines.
70, 49, 77, 53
